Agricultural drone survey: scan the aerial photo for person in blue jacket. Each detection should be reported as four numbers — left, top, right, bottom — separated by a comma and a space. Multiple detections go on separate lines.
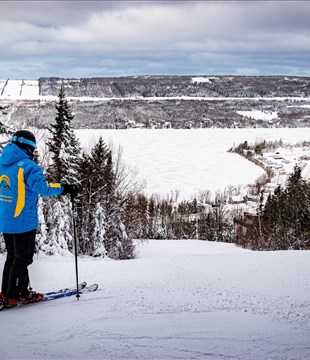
0, 130, 78, 304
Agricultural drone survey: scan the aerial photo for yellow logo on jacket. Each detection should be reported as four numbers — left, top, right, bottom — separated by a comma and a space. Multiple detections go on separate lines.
0, 174, 13, 204
0, 175, 12, 191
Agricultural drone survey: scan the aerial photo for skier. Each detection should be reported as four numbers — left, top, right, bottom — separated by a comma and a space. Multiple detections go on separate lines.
0, 130, 79, 306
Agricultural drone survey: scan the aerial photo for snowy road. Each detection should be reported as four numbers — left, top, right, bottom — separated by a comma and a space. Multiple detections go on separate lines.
0, 240, 309, 359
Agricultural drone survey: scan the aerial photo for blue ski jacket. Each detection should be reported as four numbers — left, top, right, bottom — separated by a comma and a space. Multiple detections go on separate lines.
0, 142, 64, 234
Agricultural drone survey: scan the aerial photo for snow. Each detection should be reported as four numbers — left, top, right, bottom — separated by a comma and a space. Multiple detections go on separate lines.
75, 128, 310, 199
21, 80, 40, 98
1, 80, 23, 98
237, 110, 278, 121
0, 240, 309, 359
0, 80, 40, 99
0, 80, 6, 94
261, 145, 310, 185
191, 77, 218, 83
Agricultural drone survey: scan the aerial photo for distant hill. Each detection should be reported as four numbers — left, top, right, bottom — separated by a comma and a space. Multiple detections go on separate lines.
39, 75, 310, 98
1, 75, 310, 129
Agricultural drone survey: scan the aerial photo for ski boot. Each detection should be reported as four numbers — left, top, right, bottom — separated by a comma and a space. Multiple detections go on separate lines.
6, 291, 44, 308
0, 292, 6, 311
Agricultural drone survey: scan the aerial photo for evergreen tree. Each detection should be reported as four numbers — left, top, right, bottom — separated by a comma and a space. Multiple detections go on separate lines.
101, 151, 124, 258
77, 137, 134, 259
90, 136, 111, 203
43, 83, 81, 255
91, 202, 106, 257
47, 82, 80, 183
261, 165, 310, 249
262, 185, 284, 232
36, 197, 48, 253
43, 199, 73, 255
77, 138, 110, 254
123, 193, 149, 239
284, 164, 310, 242
76, 151, 93, 254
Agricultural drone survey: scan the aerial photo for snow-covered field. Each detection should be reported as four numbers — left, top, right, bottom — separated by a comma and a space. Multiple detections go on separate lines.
0, 240, 309, 360
237, 110, 278, 121
75, 128, 310, 199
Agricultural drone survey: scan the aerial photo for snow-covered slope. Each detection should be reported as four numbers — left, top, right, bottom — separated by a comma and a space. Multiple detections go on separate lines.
0, 80, 40, 99
0, 240, 309, 360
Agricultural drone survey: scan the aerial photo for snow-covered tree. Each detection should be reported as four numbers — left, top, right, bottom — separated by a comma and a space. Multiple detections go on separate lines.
77, 137, 135, 259
101, 151, 128, 258
36, 197, 48, 253
262, 164, 310, 249
43, 83, 81, 254
236, 164, 310, 250
43, 198, 73, 256
77, 138, 111, 254
75, 151, 92, 254
47, 82, 80, 183
91, 202, 106, 257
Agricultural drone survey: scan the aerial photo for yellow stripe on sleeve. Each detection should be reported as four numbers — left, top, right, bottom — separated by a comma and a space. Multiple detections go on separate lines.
49, 183, 61, 188
14, 168, 25, 218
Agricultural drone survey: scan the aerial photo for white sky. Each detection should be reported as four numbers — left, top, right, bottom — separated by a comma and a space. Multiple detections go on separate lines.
1, 1, 310, 79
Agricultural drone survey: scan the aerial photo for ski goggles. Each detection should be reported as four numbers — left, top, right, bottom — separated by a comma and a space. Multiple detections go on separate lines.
11, 136, 37, 150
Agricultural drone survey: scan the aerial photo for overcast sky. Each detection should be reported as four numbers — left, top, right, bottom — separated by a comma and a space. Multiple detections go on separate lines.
1, 1, 310, 79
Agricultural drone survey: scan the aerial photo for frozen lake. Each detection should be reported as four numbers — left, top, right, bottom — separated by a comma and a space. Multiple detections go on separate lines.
75, 128, 310, 199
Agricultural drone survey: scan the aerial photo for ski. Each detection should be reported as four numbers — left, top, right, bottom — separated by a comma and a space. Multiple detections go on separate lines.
44, 281, 87, 296
0, 282, 98, 311
43, 283, 98, 301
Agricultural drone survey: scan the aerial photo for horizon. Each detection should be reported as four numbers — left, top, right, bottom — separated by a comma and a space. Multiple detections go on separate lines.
2, 74, 310, 81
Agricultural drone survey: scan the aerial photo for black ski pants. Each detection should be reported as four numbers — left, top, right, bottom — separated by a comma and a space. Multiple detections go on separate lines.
1, 229, 36, 299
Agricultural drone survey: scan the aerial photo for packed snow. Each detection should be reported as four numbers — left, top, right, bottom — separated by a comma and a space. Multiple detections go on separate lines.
0, 240, 309, 360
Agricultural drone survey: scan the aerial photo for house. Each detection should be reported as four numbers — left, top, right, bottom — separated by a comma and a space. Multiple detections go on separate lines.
164, 121, 172, 129
264, 182, 278, 194
229, 195, 245, 204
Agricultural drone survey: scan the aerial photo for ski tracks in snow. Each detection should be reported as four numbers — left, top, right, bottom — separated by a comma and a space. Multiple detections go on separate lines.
0, 241, 309, 359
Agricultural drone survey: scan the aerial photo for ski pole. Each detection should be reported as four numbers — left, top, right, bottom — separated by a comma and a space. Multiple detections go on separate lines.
71, 194, 80, 300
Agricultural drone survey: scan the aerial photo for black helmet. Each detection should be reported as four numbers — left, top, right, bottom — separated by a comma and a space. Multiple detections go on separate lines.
11, 130, 36, 153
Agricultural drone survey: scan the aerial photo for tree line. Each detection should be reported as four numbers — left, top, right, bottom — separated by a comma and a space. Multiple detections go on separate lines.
235, 164, 310, 250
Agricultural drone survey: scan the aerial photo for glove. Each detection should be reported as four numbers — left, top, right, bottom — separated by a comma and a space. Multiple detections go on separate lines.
62, 184, 79, 198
